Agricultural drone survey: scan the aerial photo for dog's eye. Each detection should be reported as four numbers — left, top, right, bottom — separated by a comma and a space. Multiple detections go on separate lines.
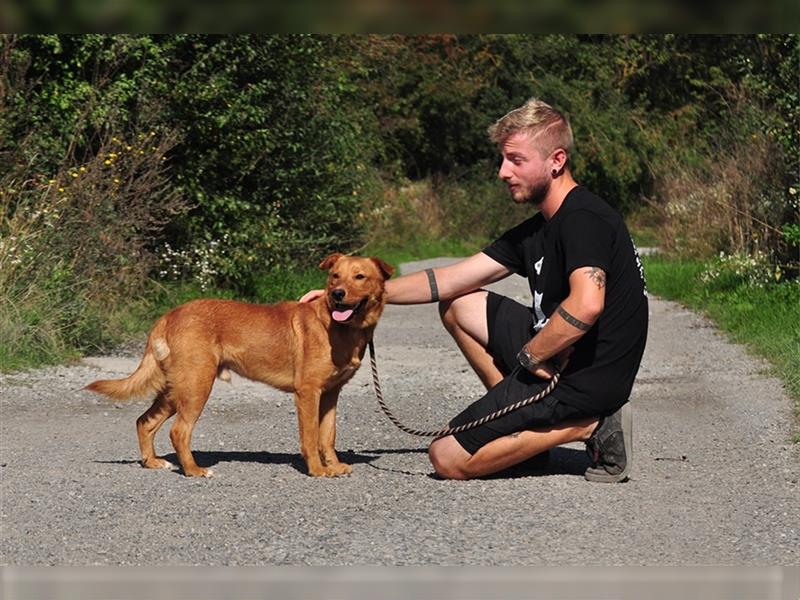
331, 273, 340, 279
355, 273, 366, 280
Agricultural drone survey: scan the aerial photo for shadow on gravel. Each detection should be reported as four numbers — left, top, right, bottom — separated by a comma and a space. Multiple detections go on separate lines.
94, 448, 432, 476
182, 450, 381, 474
486, 447, 590, 480
355, 447, 591, 480
93, 447, 588, 479
95, 449, 381, 475
360, 447, 428, 455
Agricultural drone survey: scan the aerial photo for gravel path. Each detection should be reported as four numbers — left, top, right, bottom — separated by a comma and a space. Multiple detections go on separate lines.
1, 258, 797, 566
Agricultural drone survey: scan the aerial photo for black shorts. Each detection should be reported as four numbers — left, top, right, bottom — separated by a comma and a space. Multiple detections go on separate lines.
449, 292, 592, 455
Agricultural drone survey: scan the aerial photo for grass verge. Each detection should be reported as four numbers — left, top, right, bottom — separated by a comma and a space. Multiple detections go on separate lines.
643, 254, 800, 441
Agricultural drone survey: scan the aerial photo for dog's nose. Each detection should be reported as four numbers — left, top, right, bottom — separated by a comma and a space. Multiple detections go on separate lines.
331, 288, 346, 302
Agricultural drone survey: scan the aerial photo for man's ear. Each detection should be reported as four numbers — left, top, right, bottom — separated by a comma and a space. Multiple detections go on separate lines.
550, 147, 568, 176
319, 253, 344, 271
371, 257, 395, 280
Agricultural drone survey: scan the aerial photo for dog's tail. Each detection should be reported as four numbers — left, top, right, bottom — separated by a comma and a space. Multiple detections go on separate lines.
85, 317, 169, 401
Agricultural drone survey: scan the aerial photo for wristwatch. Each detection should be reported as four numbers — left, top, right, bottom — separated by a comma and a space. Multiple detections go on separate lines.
516, 346, 541, 371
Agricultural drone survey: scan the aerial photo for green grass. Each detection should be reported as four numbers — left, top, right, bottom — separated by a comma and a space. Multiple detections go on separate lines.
0, 269, 328, 372
0, 239, 470, 373
643, 255, 800, 441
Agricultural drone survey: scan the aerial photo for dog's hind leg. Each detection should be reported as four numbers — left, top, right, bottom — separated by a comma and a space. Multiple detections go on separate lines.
318, 389, 351, 476
137, 391, 177, 470
168, 368, 216, 478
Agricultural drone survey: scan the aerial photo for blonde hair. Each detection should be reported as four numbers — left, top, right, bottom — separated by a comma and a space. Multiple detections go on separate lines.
488, 98, 574, 161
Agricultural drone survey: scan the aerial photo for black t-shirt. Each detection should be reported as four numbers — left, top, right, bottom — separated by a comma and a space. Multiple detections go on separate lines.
483, 185, 648, 413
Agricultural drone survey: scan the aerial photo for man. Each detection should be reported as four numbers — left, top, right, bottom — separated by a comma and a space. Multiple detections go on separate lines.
305, 98, 648, 482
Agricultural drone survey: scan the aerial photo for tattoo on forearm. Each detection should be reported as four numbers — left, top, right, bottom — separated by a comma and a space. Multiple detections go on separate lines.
556, 305, 592, 331
584, 267, 607, 289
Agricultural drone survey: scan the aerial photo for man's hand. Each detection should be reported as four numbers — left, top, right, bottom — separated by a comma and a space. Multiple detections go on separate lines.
530, 346, 573, 380
299, 289, 324, 303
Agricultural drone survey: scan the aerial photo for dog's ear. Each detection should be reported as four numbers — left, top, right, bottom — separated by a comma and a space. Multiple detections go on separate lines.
319, 253, 344, 271
371, 257, 395, 280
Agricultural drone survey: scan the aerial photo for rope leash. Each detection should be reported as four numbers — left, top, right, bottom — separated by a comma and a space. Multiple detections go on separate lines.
367, 340, 560, 438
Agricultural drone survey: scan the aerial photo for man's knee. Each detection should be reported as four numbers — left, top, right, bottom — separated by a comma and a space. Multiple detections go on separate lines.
438, 291, 486, 333
428, 436, 471, 480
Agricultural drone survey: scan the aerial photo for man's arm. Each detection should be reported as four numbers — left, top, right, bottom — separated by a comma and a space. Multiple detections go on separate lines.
298, 252, 512, 305
386, 252, 512, 304
523, 266, 606, 377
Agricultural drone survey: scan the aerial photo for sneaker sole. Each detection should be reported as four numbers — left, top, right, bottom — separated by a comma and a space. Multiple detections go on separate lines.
584, 402, 632, 483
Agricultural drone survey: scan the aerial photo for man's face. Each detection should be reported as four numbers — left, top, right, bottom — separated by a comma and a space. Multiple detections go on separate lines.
497, 132, 551, 205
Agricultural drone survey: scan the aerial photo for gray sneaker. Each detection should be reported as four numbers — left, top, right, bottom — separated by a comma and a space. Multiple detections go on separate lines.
584, 402, 632, 483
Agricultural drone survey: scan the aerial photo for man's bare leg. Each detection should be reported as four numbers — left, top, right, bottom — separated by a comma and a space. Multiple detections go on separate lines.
429, 418, 598, 480
439, 291, 503, 390
435, 290, 599, 479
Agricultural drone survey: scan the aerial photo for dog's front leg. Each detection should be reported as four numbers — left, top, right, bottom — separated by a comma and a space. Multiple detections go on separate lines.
319, 389, 352, 476
294, 386, 327, 476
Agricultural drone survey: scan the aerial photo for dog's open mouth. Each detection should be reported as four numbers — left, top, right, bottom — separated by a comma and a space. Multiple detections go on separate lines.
331, 297, 368, 323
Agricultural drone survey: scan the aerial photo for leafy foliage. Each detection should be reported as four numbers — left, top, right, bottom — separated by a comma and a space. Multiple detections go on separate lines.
1, 34, 797, 368
145, 35, 376, 293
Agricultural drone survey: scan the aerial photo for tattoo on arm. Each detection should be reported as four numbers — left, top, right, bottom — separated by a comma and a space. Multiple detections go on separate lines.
584, 267, 607, 289
424, 268, 439, 303
556, 305, 592, 332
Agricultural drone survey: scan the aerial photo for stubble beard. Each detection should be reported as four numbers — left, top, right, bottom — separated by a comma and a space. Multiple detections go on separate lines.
513, 176, 551, 206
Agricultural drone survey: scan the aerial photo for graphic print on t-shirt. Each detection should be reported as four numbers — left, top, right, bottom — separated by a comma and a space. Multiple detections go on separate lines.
532, 255, 548, 331
533, 289, 547, 331
630, 237, 648, 297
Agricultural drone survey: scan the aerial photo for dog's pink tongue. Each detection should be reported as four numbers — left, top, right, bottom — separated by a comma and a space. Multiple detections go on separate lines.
332, 309, 353, 322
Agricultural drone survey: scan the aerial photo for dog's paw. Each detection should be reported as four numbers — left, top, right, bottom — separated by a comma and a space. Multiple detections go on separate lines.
184, 466, 215, 478
142, 458, 178, 471
324, 463, 353, 477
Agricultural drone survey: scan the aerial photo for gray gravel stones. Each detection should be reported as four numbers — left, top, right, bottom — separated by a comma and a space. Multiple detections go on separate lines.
1, 258, 797, 566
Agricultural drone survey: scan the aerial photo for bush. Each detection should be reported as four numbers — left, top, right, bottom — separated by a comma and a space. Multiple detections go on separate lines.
0, 129, 186, 364
653, 118, 787, 257
2, 34, 798, 369
145, 35, 379, 294
2, 34, 382, 296
360, 166, 531, 256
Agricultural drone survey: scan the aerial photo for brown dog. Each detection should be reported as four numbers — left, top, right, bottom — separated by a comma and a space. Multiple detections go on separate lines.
85, 253, 393, 478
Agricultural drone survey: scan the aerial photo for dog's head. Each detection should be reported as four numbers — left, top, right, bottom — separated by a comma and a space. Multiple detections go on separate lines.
319, 253, 394, 328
